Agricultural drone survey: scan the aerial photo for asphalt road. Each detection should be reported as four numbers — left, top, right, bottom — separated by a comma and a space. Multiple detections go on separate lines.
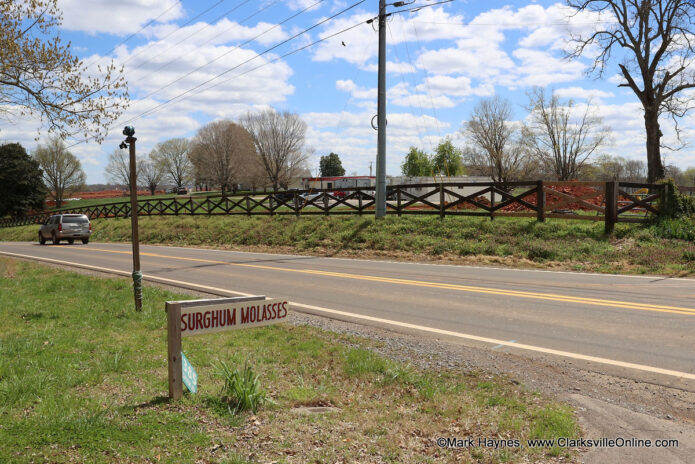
2, 241, 695, 388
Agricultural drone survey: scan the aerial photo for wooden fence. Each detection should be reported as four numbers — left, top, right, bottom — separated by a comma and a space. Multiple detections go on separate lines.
0, 181, 668, 234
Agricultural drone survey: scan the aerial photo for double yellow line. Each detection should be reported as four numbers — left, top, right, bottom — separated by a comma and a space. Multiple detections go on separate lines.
79, 247, 695, 317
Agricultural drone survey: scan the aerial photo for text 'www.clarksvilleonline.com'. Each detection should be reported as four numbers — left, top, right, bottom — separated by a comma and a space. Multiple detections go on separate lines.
436, 437, 679, 449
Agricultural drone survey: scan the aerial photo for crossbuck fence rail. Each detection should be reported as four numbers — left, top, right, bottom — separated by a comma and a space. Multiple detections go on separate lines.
0, 181, 669, 234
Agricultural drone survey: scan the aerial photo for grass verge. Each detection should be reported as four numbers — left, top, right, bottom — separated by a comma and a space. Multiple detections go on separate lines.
2, 214, 695, 275
0, 258, 579, 463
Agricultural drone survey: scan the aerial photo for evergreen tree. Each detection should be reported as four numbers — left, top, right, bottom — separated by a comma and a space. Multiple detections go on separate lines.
319, 153, 346, 177
0, 143, 48, 216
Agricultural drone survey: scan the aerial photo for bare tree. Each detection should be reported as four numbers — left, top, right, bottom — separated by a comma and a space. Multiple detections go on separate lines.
623, 158, 646, 182
524, 87, 609, 180
190, 120, 257, 195
105, 148, 140, 188
33, 136, 86, 208
463, 96, 529, 182
241, 109, 309, 190
567, 0, 695, 182
139, 159, 165, 195
151, 138, 193, 189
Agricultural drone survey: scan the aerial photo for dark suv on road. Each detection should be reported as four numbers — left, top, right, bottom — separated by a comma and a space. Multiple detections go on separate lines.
39, 214, 91, 245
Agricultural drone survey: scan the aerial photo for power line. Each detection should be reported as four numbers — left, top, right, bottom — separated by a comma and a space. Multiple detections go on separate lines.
126, 0, 260, 77
124, 14, 370, 125
122, 0, 229, 66
410, 22, 441, 138
86, 1, 181, 64
132, 0, 325, 102
386, 23, 428, 150
129, 0, 284, 83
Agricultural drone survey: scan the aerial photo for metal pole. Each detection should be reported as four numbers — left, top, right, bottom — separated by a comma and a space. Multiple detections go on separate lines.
127, 135, 143, 311
375, 0, 387, 218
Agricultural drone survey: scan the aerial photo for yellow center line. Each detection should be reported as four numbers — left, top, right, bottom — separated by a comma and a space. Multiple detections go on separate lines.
78, 247, 695, 316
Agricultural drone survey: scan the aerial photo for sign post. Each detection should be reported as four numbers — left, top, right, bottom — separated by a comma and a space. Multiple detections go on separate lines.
165, 296, 290, 399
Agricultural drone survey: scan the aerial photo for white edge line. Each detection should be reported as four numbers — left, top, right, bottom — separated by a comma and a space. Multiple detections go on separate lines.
2, 249, 695, 381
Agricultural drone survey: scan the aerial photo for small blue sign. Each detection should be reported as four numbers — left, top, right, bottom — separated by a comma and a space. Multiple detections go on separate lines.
181, 352, 198, 394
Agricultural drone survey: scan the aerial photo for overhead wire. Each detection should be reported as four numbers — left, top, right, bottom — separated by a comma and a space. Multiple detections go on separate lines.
132, 0, 325, 102
410, 21, 442, 139
386, 22, 428, 151
123, 13, 371, 125
126, 0, 258, 76
121, 0, 229, 66
128, 0, 284, 83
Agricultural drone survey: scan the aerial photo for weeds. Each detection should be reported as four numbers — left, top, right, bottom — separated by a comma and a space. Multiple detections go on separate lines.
218, 360, 270, 415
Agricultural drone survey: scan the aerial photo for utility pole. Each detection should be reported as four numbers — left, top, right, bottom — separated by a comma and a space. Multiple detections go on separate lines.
120, 126, 142, 311
369, 161, 373, 177
375, 0, 387, 218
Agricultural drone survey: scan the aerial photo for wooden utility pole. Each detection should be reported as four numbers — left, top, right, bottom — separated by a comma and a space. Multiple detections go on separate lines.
122, 126, 142, 311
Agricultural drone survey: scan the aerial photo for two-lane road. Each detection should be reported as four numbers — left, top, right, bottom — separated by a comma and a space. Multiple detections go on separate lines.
2, 241, 694, 387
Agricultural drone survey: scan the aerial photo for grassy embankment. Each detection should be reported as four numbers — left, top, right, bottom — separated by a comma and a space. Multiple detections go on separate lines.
2, 214, 695, 275
0, 258, 578, 463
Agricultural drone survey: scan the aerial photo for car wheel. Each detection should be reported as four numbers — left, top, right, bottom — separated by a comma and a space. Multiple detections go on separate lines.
67, 239, 74, 244
39, 232, 46, 245
81, 238, 89, 244
52, 232, 60, 245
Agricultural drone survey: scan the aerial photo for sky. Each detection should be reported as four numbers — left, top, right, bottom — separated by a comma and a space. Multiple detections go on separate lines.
3, 0, 695, 184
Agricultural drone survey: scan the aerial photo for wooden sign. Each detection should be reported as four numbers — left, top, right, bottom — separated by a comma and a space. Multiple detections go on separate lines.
165, 296, 289, 400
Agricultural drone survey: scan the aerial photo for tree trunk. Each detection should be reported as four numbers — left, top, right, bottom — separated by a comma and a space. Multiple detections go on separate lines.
644, 108, 665, 183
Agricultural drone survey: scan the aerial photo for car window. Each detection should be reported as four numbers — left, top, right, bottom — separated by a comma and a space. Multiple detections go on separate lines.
62, 216, 89, 224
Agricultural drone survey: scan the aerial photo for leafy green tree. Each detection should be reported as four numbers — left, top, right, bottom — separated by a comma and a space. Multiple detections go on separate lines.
432, 139, 464, 176
0, 143, 48, 216
319, 152, 345, 177
401, 147, 432, 177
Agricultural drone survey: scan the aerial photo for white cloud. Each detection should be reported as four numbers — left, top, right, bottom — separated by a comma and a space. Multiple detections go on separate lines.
554, 87, 614, 101
59, 0, 185, 35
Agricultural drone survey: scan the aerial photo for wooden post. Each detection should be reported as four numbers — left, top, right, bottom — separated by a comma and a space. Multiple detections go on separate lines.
660, 182, 670, 218
358, 189, 363, 215
246, 196, 251, 216
397, 188, 402, 217
166, 302, 183, 400
439, 184, 445, 219
323, 192, 329, 216
490, 186, 495, 221
536, 180, 545, 222
294, 192, 300, 217
605, 181, 617, 234
126, 134, 142, 312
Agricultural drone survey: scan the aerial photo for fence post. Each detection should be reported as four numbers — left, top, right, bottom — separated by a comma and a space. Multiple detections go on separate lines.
490, 185, 495, 221
536, 180, 545, 222
174, 199, 179, 216
246, 196, 251, 216
358, 189, 363, 215
660, 182, 670, 218
605, 181, 617, 234
397, 188, 402, 217
439, 184, 445, 218
323, 192, 329, 216
294, 192, 300, 218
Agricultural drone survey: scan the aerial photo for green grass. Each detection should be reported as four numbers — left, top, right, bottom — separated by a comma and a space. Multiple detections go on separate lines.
0, 258, 580, 463
3, 214, 695, 275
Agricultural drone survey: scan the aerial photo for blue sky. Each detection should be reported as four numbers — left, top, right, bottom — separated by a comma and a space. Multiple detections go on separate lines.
3, 0, 695, 183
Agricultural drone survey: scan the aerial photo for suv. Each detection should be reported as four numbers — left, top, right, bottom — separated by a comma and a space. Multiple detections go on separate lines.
39, 214, 92, 245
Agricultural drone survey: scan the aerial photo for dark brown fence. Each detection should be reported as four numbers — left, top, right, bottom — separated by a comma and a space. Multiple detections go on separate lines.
0, 181, 668, 233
